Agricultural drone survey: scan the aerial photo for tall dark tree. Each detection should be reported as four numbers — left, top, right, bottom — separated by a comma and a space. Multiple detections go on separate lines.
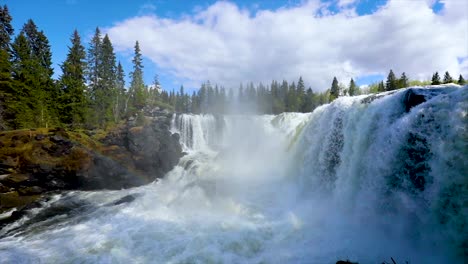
129, 41, 145, 111
458, 74, 465, 85
9, 33, 35, 128
443, 71, 453, 84
9, 20, 57, 128
23, 20, 54, 80
0, 5, 14, 129
95, 33, 117, 124
377, 81, 385, 92
330, 76, 339, 101
398, 72, 408, 88
87, 27, 102, 95
0, 5, 13, 79
297, 76, 305, 110
59, 30, 87, 126
385, 69, 397, 91
431, 72, 441, 85
0, 5, 13, 50
115, 61, 127, 119
348, 78, 357, 96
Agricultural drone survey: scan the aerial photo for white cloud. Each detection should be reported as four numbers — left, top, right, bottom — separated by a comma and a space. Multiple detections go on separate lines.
106, 0, 468, 90
337, 0, 358, 8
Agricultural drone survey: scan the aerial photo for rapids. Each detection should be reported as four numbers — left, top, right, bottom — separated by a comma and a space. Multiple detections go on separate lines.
0, 85, 466, 263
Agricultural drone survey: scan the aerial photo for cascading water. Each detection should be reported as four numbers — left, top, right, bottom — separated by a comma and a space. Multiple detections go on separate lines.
0, 85, 466, 263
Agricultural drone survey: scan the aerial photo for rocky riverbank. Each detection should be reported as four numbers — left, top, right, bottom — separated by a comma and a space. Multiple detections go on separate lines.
0, 111, 183, 220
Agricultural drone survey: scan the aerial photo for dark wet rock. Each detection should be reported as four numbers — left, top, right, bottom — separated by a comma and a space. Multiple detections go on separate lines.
102, 111, 183, 182
336, 261, 358, 264
403, 89, 426, 112
1, 173, 30, 185
0, 184, 11, 193
17, 186, 44, 195
34, 134, 46, 141
108, 194, 138, 206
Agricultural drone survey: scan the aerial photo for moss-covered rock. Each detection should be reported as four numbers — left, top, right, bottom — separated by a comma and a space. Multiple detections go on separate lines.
0, 113, 183, 214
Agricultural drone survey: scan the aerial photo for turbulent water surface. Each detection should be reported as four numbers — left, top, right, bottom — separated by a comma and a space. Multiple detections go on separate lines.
0, 85, 466, 263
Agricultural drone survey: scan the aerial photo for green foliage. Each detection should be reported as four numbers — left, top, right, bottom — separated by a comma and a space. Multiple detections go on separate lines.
458, 74, 465, 85
348, 78, 358, 96
408, 79, 431, 86
129, 41, 145, 112
8, 20, 58, 129
58, 30, 87, 127
443, 71, 453, 84
385, 69, 397, 91
0, 5, 14, 50
398, 72, 408, 88
431, 72, 441, 85
329, 76, 339, 101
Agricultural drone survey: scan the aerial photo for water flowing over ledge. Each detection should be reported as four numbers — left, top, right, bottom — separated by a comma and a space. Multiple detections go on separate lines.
0, 85, 466, 263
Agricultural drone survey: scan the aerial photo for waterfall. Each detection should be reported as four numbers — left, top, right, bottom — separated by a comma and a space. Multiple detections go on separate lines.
0, 85, 466, 263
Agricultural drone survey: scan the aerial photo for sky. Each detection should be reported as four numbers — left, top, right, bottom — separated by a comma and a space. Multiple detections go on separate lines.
4, 0, 468, 92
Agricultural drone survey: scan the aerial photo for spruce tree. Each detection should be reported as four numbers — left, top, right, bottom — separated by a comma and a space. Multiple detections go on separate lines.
21, 19, 57, 127
0, 5, 13, 79
431, 72, 441, 85
330, 76, 339, 101
87, 27, 102, 97
0, 5, 14, 129
443, 71, 453, 84
297, 76, 305, 110
385, 69, 397, 91
458, 74, 465, 85
129, 41, 145, 112
59, 30, 87, 126
115, 61, 127, 119
398, 72, 408, 88
10, 33, 36, 128
377, 81, 385, 92
96, 34, 117, 124
348, 78, 357, 96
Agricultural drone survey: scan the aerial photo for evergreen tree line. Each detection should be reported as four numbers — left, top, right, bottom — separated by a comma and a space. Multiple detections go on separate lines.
168, 77, 331, 114
0, 6, 162, 129
361, 69, 465, 94
1, 5, 466, 128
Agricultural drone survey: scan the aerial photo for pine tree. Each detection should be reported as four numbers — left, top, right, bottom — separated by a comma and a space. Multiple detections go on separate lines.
458, 74, 465, 85
129, 41, 145, 112
297, 76, 305, 111
115, 61, 126, 119
21, 19, 57, 127
9, 20, 57, 128
330, 76, 339, 101
385, 69, 397, 91
431, 72, 441, 85
87, 27, 101, 97
0, 5, 14, 129
443, 71, 453, 84
0, 5, 13, 79
377, 81, 385, 92
95, 34, 117, 124
398, 72, 408, 88
348, 78, 357, 96
59, 30, 87, 126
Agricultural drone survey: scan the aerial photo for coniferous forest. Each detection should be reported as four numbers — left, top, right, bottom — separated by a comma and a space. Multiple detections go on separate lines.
0, 5, 465, 130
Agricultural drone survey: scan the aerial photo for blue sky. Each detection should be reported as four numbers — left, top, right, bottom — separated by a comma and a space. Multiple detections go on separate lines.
4, 0, 462, 92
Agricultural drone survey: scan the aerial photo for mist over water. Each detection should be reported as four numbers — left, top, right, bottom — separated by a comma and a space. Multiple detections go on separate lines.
0, 85, 466, 263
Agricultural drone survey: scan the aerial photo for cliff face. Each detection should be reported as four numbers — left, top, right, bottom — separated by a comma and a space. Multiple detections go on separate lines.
0, 112, 183, 215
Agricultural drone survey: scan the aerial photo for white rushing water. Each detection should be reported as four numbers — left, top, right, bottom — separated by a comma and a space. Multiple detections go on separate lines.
0, 85, 466, 263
